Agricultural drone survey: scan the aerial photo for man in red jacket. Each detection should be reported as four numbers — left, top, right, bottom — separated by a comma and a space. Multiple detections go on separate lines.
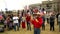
31, 13, 43, 34
26, 10, 31, 31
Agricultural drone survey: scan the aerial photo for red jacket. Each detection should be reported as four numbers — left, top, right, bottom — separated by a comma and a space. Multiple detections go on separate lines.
0, 15, 3, 20
26, 16, 31, 21
31, 17, 43, 28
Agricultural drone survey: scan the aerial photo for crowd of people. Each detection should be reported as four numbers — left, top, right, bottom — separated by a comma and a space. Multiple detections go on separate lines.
0, 8, 60, 34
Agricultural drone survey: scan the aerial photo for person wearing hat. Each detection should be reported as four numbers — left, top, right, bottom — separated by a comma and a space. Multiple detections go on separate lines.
31, 12, 43, 34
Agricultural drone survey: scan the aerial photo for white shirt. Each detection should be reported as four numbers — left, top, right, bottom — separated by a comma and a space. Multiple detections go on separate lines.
13, 16, 19, 23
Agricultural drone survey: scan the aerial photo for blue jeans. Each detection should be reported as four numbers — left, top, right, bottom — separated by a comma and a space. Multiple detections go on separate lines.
34, 28, 40, 34
14, 23, 19, 31
27, 21, 31, 30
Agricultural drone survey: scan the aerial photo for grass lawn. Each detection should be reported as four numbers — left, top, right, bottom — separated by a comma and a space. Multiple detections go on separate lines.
0, 19, 60, 34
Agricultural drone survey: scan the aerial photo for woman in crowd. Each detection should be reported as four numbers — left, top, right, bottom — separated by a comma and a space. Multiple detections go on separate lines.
21, 13, 26, 29
6, 15, 11, 31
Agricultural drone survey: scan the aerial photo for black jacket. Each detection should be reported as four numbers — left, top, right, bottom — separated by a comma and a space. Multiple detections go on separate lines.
50, 15, 55, 22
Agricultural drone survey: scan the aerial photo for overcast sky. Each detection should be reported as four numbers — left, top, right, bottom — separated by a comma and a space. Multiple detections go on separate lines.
0, 0, 52, 11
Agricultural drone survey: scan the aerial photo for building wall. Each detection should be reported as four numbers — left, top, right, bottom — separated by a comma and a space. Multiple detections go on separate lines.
29, 0, 60, 12
41, 1, 54, 12
53, 0, 60, 12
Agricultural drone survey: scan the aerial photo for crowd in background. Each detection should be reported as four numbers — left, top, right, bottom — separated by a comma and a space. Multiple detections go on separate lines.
0, 8, 60, 34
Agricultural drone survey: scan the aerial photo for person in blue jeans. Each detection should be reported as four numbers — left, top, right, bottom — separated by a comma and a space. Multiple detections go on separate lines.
31, 13, 43, 34
13, 15, 19, 31
34, 28, 41, 34
14, 23, 19, 31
